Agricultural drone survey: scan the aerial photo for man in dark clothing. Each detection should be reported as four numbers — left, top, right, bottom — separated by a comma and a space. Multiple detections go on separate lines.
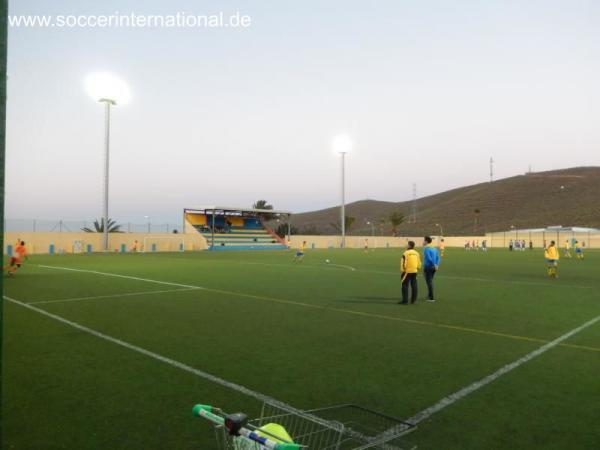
400, 241, 421, 304
422, 236, 441, 302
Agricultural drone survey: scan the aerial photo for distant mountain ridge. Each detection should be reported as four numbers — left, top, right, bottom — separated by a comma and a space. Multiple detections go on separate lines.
289, 167, 600, 236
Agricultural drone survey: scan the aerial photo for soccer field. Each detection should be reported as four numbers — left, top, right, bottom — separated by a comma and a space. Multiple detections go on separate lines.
3, 248, 599, 449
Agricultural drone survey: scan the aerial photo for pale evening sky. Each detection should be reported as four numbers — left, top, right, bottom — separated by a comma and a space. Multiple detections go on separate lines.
6, 0, 600, 223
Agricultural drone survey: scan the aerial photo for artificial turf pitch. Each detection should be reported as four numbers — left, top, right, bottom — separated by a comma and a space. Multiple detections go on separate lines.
2, 248, 599, 449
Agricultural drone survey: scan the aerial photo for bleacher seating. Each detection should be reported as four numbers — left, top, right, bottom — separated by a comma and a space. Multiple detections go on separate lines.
188, 214, 287, 251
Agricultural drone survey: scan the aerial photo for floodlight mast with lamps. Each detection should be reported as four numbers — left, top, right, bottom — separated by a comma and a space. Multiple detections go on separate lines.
332, 134, 353, 248
85, 73, 130, 252
100, 97, 115, 252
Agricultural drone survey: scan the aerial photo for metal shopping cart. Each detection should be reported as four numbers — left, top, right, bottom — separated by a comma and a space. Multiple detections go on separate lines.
193, 401, 417, 449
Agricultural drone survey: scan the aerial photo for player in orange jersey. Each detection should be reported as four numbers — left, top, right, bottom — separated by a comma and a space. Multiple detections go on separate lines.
7, 241, 27, 276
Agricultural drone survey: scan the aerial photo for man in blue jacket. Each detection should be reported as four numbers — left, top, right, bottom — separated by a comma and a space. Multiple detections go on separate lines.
423, 236, 441, 302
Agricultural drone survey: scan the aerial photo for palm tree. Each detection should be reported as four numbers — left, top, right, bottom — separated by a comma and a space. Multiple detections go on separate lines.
275, 223, 299, 237
253, 200, 275, 222
82, 218, 121, 233
330, 215, 355, 234
389, 212, 405, 237
345, 215, 355, 233
379, 218, 386, 236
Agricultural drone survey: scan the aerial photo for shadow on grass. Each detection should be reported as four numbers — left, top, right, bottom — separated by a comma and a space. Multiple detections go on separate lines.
337, 296, 400, 305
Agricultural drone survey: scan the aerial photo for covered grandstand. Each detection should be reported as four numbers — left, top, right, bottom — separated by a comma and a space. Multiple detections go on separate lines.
184, 206, 292, 251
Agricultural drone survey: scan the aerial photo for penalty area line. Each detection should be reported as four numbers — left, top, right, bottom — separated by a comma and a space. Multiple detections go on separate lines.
3, 295, 336, 430
28, 287, 200, 305
37, 265, 600, 353
378, 313, 600, 438
38, 265, 202, 290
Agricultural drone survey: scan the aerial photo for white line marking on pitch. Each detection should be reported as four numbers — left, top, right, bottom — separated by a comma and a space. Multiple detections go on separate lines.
36, 265, 600, 353
3, 295, 342, 431
326, 263, 356, 271
28, 287, 200, 305
377, 313, 600, 438
23, 264, 600, 440
225, 261, 357, 272
38, 265, 203, 289
208, 261, 592, 289
358, 269, 594, 290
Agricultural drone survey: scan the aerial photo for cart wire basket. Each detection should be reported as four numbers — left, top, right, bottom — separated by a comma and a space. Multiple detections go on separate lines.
193, 401, 417, 449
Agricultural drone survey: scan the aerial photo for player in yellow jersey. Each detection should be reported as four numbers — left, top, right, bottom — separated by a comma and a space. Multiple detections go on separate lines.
293, 241, 307, 262
439, 238, 445, 257
364, 238, 369, 253
574, 241, 584, 260
400, 241, 421, 304
563, 240, 571, 258
544, 240, 559, 279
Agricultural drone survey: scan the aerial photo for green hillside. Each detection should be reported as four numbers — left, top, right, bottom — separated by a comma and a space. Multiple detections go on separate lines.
290, 167, 600, 236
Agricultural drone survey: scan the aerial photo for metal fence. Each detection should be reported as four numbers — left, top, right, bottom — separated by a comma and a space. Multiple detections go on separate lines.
486, 230, 600, 249
5, 219, 183, 234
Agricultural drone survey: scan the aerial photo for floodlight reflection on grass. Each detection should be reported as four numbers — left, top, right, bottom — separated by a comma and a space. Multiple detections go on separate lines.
84, 72, 131, 105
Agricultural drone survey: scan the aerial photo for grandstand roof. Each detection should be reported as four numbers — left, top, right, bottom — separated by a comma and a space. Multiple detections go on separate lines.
184, 206, 292, 215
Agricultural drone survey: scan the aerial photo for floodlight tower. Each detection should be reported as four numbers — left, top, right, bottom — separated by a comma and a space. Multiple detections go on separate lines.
332, 134, 353, 248
411, 183, 417, 223
85, 72, 131, 251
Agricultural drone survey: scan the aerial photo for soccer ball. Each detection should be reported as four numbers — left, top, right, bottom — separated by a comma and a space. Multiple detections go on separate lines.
325, 259, 330, 263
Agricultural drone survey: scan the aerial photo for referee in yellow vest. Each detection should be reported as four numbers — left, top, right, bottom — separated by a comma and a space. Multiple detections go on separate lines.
400, 241, 422, 304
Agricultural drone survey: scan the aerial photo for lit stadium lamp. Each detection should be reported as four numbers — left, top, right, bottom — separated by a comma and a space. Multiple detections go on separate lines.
332, 134, 353, 154
331, 134, 353, 248
85, 72, 131, 251
85, 72, 131, 105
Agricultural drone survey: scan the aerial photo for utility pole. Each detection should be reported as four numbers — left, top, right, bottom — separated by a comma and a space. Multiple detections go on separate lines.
411, 183, 417, 223
489, 157, 494, 183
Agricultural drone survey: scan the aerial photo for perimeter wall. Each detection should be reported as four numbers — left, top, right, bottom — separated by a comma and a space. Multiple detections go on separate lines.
5, 231, 598, 255
288, 232, 599, 249
5, 232, 208, 255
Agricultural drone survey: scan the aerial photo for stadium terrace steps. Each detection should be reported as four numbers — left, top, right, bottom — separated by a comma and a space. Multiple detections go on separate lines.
192, 224, 287, 251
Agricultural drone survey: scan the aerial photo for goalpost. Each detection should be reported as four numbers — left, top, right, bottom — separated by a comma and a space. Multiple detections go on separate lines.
142, 236, 185, 253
